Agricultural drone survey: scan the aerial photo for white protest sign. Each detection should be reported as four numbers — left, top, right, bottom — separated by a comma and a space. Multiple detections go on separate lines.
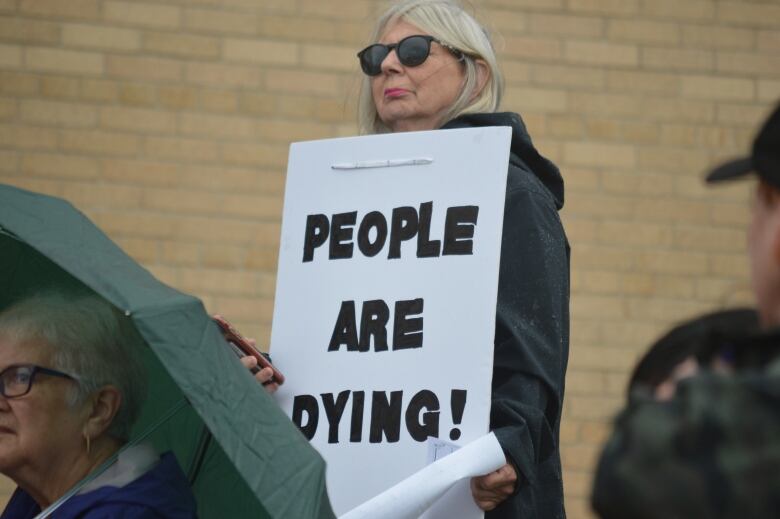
270, 127, 511, 517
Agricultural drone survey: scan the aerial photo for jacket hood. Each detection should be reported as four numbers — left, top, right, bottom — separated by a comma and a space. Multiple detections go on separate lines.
442, 112, 565, 209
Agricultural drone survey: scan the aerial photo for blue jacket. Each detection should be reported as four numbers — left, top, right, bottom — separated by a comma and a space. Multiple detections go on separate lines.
1, 452, 197, 518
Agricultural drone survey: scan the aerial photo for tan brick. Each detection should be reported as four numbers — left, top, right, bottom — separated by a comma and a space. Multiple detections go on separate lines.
578, 270, 621, 294
183, 7, 257, 35
503, 35, 563, 61
598, 221, 672, 247
606, 70, 678, 95
60, 129, 140, 156
211, 295, 274, 324
634, 249, 709, 275
81, 79, 119, 102
642, 0, 715, 21
607, 20, 680, 45
258, 15, 337, 41
62, 23, 141, 51
95, 212, 176, 239
681, 75, 754, 101
144, 31, 220, 58
300, 0, 370, 20
627, 297, 713, 322
710, 253, 749, 278
256, 119, 333, 142
178, 112, 254, 139
0, 71, 38, 95
504, 87, 567, 112
302, 43, 357, 72
527, 13, 604, 38
567, 395, 622, 420
19, 0, 100, 20
565, 194, 636, 219
144, 136, 218, 162
566, 371, 606, 395
569, 92, 642, 117
568, 0, 639, 15
569, 345, 636, 371
0, 17, 60, 44
718, 2, 780, 29
104, 1, 181, 29
483, 9, 528, 35
563, 168, 600, 192
20, 99, 97, 127
0, 177, 62, 196
61, 182, 143, 209
118, 83, 157, 107
184, 165, 285, 195
638, 146, 712, 174
0, 150, 20, 173
177, 268, 273, 297
758, 80, 780, 102
175, 217, 279, 246
497, 61, 531, 86
601, 171, 674, 196
580, 421, 613, 444
531, 64, 606, 90
487, 0, 564, 9
0, 99, 13, 122
674, 226, 745, 252
202, 243, 246, 269
115, 237, 159, 264
0, 124, 58, 149
106, 56, 182, 81
224, 37, 298, 65
0, 98, 15, 120
717, 51, 780, 77
264, 69, 342, 96
717, 102, 774, 127
758, 30, 780, 53
660, 123, 736, 149
199, 88, 239, 113
315, 97, 356, 123
25, 47, 103, 75
221, 142, 287, 168
682, 25, 755, 50
0, 43, 22, 67
563, 469, 593, 498
565, 40, 638, 67
100, 106, 176, 133
642, 47, 714, 72
158, 85, 198, 110
639, 97, 715, 123
100, 158, 182, 187
186, 62, 261, 87
0, 0, 11, 10
547, 115, 585, 139
710, 202, 750, 226
41, 75, 80, 99
22, 152, 99, 180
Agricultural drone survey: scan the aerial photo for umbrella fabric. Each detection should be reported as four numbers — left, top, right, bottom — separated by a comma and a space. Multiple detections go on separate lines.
0, 183, 335, 519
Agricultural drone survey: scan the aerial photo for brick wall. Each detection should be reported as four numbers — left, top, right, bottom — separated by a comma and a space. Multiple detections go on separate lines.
0, 0, 777, 516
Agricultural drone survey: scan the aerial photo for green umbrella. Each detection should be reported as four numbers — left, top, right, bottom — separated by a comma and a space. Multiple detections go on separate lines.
0, 183, 335, 519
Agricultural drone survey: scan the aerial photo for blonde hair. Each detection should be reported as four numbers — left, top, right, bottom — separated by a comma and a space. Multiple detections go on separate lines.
357, 0, 503, 135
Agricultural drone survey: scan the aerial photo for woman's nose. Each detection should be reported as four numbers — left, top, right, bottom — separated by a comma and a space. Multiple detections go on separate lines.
380, 48, 402, 74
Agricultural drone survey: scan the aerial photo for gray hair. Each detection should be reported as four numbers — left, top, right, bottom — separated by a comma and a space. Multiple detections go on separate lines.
0, 291, 147, 441
358, 0, 503, 134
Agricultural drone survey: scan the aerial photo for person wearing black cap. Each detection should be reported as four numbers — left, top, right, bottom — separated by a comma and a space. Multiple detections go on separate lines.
707, 103, 780, 328
591, 102, 780, 519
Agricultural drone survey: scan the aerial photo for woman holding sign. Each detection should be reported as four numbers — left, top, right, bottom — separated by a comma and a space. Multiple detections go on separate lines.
356, 1, 569, 517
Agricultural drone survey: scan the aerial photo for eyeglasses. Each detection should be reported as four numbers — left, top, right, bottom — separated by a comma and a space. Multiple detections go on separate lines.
0, 364, 76, 398
357, 34, 464, 76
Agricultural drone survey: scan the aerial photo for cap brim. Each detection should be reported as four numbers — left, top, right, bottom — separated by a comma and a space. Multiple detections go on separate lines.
705, 157, 754, 183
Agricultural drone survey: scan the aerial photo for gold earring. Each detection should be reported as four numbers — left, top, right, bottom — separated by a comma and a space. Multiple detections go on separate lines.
84, 431, 91, 456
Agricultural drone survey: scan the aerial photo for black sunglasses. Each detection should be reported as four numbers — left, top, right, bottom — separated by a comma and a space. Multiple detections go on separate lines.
357, 34, 464, 76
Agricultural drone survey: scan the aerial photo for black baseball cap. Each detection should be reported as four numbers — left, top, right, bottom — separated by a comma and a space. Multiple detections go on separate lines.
706, 103, 780, 188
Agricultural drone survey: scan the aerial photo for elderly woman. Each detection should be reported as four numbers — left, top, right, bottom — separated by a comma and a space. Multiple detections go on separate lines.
356, 1, 569, 517
0, 291, 197, 518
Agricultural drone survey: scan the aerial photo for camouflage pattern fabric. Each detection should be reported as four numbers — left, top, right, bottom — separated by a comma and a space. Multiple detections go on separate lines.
592, 357, 780, 519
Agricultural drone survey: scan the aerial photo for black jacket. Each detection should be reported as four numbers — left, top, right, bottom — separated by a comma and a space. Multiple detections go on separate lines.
443, 113, 570, 519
